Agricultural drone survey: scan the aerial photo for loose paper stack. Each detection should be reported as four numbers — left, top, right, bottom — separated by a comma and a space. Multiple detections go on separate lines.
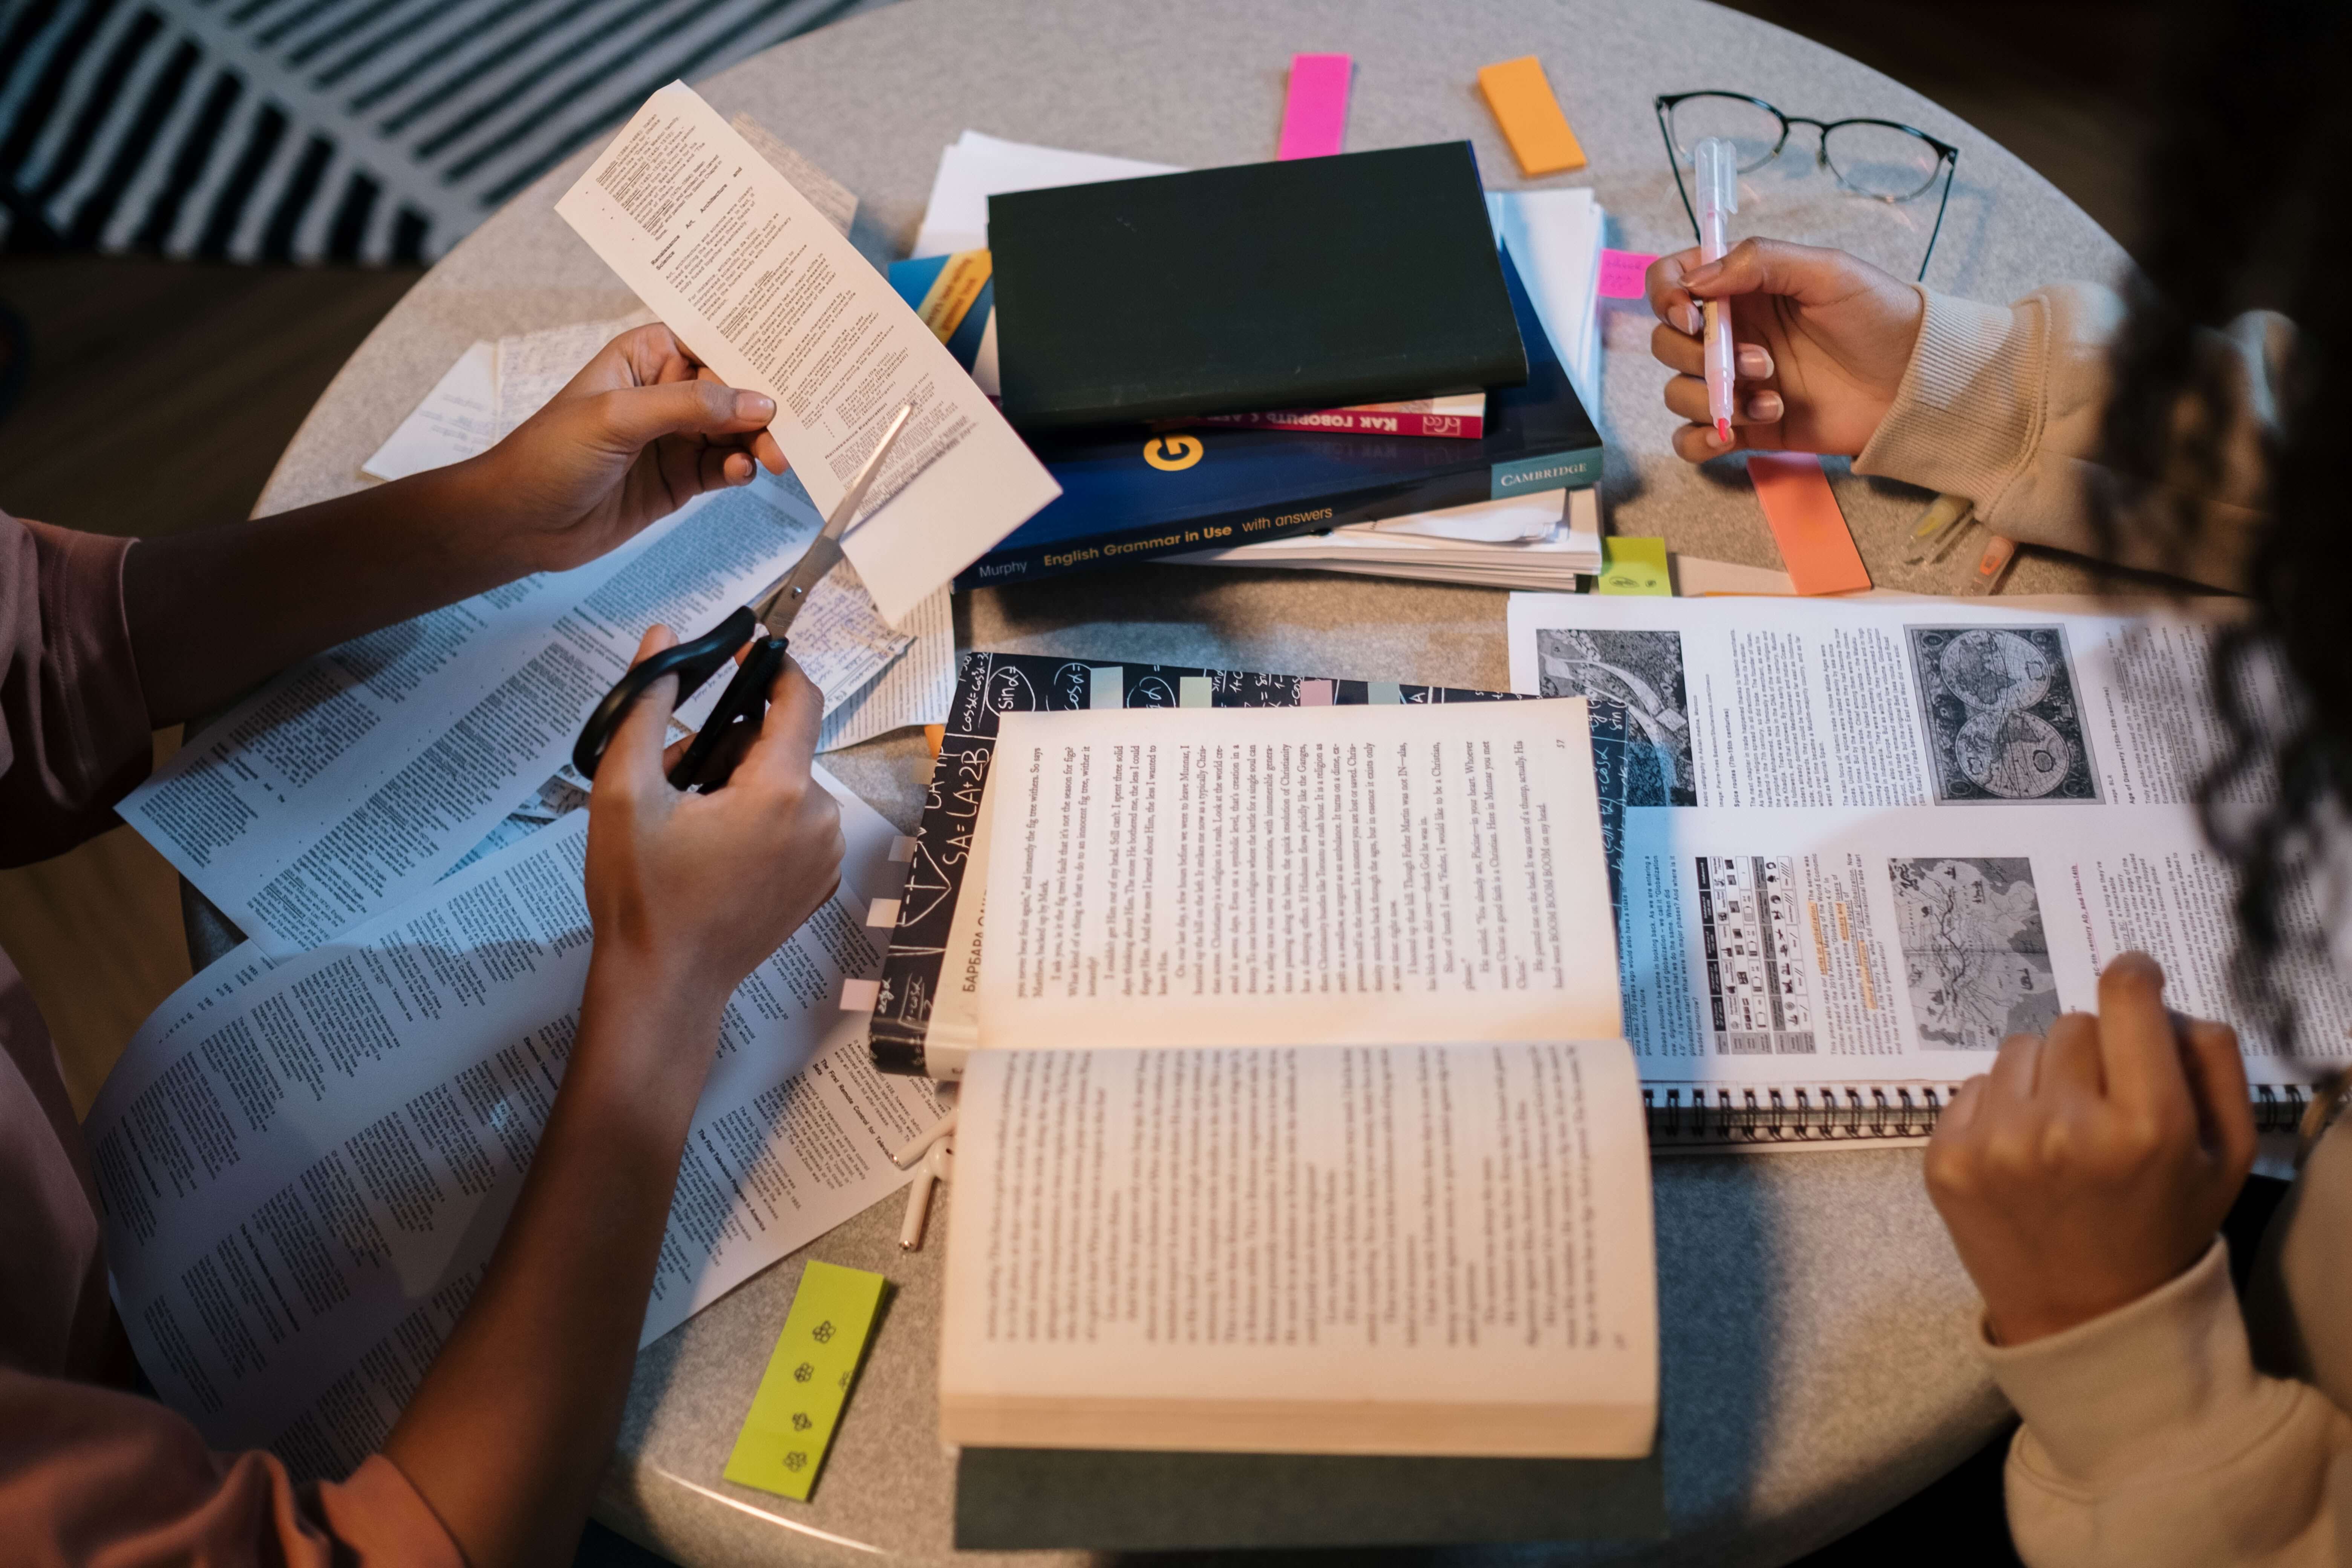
1169, 487, 1602, 588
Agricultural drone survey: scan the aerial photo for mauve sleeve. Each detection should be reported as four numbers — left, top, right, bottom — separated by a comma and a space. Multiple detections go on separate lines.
0, 511, 154, 868
0, 1369, 463, 1568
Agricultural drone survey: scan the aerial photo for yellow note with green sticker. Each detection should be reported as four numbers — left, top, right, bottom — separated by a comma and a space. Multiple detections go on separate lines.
723, 1261, 887, 1501
1596, 536, 1672, 596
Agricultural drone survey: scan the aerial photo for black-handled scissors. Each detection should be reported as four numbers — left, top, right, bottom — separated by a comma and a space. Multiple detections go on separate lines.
571, 400, 917, 789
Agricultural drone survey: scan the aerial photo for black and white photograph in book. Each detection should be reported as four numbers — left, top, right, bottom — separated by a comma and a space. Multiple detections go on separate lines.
1904, 626, 2098, 804
1534, 627, 1697, 805
1890, 856, 2061, 1051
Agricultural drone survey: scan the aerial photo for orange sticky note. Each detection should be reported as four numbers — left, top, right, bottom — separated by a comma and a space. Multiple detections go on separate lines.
1747, 453, 1871, 595
1477, 56, 1586, 176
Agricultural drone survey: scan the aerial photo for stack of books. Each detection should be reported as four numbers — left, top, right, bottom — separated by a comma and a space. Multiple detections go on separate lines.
891, 135, 1608, 592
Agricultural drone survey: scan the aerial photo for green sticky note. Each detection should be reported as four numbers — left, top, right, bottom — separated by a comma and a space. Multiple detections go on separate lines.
723, 1261, 887, 1501
1596, 537, 1672, 596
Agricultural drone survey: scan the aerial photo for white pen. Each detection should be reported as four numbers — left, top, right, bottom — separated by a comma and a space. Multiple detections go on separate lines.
1693, 136, 1740, 445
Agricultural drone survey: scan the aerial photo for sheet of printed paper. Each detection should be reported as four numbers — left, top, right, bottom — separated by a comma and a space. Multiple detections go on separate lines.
362, 343, 498, 481
119, 474, 906, 958
364, 124, 854, 481
556, 83, 1061, 625
818, 583, 956, 752
977, 698, 1622, 1050
88, 769, 943, 1471
491, 309, 657, 440
728, 113, 858, 238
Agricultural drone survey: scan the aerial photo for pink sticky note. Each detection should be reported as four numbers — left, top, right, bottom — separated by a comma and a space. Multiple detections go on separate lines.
1599, 249, 1658, 300
1278, 54, 1352, 159
1300, 679, 1335, 706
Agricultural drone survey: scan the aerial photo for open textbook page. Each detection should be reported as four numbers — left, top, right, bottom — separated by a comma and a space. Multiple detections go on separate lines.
976, 698, 1622, 1050
1618, 802, 2351, 1089
88, 770, 942, 1470
1505, 593, 2257, 810
942, 1039, 1656, 1456
119, 476, 905, 959
557, 83, 1060, 625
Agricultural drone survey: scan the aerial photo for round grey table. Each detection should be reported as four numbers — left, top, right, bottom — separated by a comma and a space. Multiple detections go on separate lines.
197, 0, 2133, 1561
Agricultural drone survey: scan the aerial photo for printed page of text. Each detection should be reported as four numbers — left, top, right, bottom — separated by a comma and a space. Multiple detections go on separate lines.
556, 82, 1061, 625
88, 770, 941, 1472
119, 478, 902, 957
978, 699, 1621, 1049
942, 1040, 1655, 1448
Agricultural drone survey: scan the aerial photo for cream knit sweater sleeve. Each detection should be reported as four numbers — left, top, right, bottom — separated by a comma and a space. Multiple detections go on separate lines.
1981, 1240, 2352, 1566
1853, 282, 2283, 590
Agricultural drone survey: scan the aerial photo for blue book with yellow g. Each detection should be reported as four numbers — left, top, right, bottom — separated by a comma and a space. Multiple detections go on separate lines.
887, 246, 1602, 590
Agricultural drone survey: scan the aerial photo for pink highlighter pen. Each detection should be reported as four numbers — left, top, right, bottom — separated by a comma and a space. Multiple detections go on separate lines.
1693, 136, 1740, 445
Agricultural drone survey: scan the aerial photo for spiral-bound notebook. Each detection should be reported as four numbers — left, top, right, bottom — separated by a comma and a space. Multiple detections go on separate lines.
861, 651, 2326, 1151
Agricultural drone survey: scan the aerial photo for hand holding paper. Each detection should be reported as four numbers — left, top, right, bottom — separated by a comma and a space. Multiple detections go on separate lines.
557, 83, 1061, 624
480, 322, 789, 574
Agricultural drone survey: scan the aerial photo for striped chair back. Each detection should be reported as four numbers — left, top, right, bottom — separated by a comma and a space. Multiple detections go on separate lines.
0, 0, 893, 263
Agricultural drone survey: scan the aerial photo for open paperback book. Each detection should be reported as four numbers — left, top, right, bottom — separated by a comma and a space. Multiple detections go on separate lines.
938, 698, 1658, 1459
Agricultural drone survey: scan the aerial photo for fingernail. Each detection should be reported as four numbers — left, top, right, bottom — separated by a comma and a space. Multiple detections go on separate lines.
1736, 344, 1773, 378
1686, 260, 1723, 287
735, 391, 775, 421
1746, 391, 1784, 422
1675, 303, 1701, 335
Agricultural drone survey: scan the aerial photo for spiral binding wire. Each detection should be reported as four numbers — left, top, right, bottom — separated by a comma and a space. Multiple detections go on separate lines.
1643, 1083, 2315, 1145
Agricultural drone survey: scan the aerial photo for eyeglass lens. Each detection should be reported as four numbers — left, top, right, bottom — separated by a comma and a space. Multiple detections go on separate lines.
1821, 122, 1944, 201
1666, 94, 1783, 172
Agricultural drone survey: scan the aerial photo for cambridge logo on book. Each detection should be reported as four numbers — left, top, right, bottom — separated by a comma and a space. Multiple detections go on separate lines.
1143, 435, 1205, 471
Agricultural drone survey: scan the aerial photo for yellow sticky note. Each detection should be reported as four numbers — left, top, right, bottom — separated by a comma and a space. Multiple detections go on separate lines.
723, 1261, 887, 1501
1477, 56, 1587, 177
1596, 536, 1671, 596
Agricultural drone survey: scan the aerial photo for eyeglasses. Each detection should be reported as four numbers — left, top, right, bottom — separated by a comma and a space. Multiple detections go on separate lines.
1654, 91, 1959, 282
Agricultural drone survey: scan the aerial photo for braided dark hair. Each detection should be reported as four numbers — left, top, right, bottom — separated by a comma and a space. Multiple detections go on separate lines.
2099, 0, 2350, 1041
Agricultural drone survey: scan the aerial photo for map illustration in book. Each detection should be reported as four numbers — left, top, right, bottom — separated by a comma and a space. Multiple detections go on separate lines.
866, 651, 1655, 1078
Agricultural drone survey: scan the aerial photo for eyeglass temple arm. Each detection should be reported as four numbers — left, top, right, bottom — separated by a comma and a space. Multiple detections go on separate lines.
1655, 100, 1703, 245
1917, 149, 1958, 282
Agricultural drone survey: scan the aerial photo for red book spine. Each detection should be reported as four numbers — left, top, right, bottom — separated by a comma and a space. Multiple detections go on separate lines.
1190, 406, 1484, 439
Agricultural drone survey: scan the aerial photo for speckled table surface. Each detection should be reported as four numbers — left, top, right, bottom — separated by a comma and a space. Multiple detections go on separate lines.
198, 0, 2139, 1560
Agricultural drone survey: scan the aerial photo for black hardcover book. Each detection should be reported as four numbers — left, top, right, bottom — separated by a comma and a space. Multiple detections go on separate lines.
954, 1443, 1667, 1550
988, 141, 1527, 431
